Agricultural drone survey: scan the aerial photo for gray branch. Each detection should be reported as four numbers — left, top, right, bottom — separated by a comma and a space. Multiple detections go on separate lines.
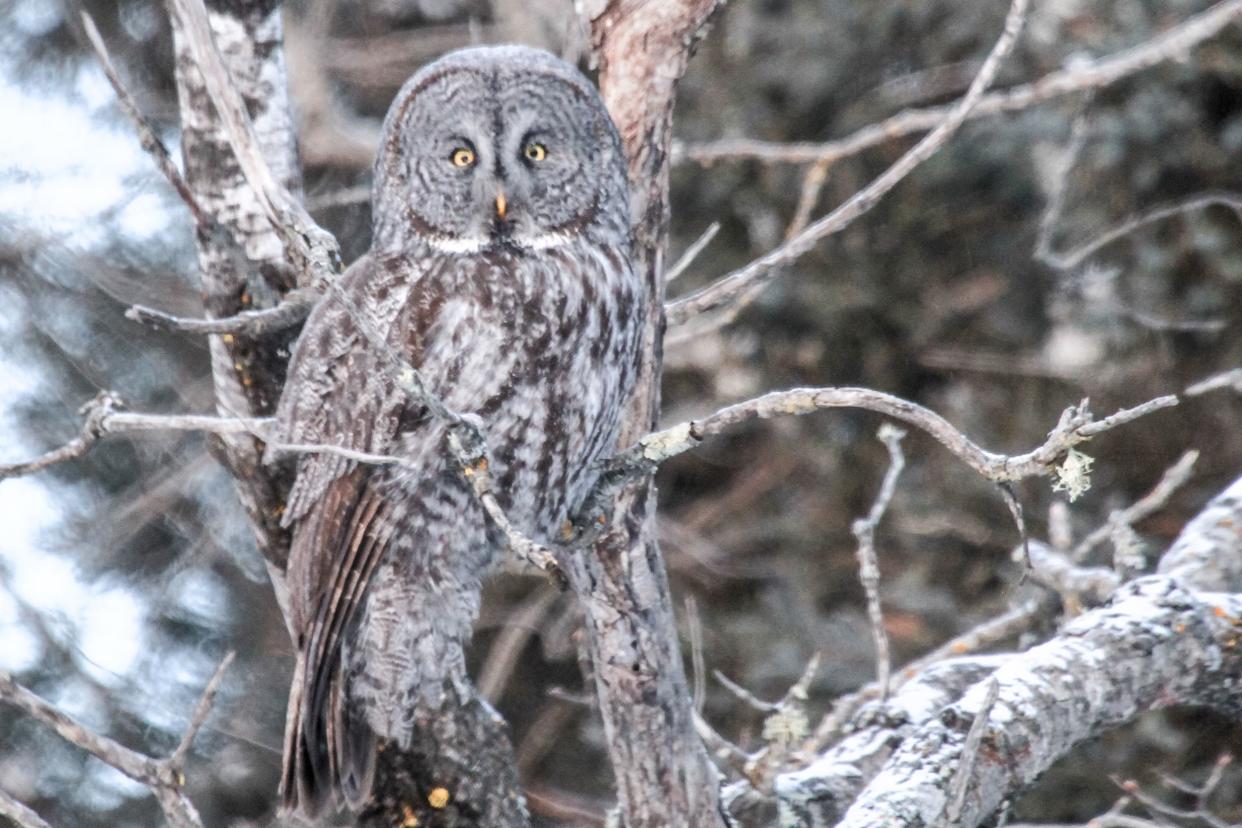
665, 0, 1031, 326
676, 0, 1242, 167
0, 652, 233, 828
766, 473, 1242, 828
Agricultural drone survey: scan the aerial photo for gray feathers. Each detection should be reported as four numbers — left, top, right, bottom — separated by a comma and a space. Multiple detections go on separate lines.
275, 45, 642, 818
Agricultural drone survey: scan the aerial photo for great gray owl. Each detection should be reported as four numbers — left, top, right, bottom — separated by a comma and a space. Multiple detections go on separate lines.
273, 45, 642, 816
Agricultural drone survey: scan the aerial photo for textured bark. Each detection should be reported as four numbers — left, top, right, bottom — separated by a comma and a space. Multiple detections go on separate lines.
723, 656, 1012, 827
563, 2, 727, 827
771, 473, 1242, 828
170, 0, 298, 573
358, 693, 527, 828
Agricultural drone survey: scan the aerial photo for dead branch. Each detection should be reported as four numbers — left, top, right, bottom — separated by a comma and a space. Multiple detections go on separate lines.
80, 12, 209, 229
0, 789, 53, 828
0, 652, 233, 828
853, 424, 906, 701
727, 655, 1012, 825
1072, 449, 1199, 562
1024, 540, 1121, 609
834, 580, 1242, 828
806, 597, 1048, 753
664, 0, 1030, 326
618, 387, 1176, 488
677, 0, 1242, 167
778, 473, 1242, 827
126, 288, 316, 335
1186, 368, 1242, 396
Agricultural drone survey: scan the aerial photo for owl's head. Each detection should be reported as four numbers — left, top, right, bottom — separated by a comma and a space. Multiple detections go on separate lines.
371, 45, 631, 255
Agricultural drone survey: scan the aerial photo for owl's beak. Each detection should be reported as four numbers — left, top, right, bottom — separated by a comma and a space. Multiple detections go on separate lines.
494, 192, 507, 221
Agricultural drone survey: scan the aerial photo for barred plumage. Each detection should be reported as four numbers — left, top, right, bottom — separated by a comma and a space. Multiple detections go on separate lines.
273, 46, 642, 817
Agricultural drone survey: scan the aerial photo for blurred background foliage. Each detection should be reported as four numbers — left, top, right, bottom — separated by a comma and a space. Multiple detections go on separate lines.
1, 0, 1241, 825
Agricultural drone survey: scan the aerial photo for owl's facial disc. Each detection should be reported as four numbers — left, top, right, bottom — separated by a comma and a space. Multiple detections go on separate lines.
381, 60, 614, 254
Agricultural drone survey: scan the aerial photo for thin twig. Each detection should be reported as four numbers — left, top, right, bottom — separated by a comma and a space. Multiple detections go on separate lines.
712, 670, 779, 714
666, 0, 1031, 325
686, 595, 706, 714
944, 678, 1001, 827
477, 589, 561, 703
1041, 191, 1242, 272
1187, 368, 1242, 396
1073, 450, 1199, 563
809, 597, 1046, 751
693, 712, 750, 779
664, 222, 721, 285
852, 424, 906, 700
676, 0, 1242, 167
80, 11, 210, 228
170, 651, 235, 772
0, 669, 208, 827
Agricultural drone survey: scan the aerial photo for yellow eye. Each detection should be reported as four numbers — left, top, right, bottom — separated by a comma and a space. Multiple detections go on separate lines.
450, 147, 475, 168
524, 142, 547, 162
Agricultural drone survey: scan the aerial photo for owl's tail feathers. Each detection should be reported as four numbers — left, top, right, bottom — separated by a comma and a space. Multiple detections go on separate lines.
279, 655, 377, 819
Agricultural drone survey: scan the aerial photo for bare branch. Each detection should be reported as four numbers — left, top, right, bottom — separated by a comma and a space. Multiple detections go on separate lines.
1187, 368, 1242, 396
1073, 449, 1199, 562
618, 387, 1176, 488
664, 222, 721, 285
80, 11, 210, 228
126, 288, 317, 335
0, 789, 54, 828
807, 597, 1049, 752
677, 0, 1242, 167
760, 655, 1012, 826
665, 0, 1030, 325
477, 589, 561, 703
0, 392, 122, 483
0, 668, 209, 828
802, 473, 1242, 827
170, 651, 235, 772
1025, 540, 1122, 609
1040, 165, 1242, 273
853, 424, 906, 701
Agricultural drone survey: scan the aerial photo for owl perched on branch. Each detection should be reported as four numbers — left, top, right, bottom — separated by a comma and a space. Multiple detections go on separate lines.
273, 45, 642, 817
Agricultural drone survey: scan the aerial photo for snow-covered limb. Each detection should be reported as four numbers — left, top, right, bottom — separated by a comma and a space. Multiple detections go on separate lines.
769, 474, 1242, 828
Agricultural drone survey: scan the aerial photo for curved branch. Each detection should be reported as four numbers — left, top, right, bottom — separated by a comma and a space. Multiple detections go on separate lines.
622, 387, 1177, 485
665, 0, 1031, 325
677, 0, 1242, 167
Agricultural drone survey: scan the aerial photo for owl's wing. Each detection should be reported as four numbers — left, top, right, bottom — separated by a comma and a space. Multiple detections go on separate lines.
274, 253, 518, 815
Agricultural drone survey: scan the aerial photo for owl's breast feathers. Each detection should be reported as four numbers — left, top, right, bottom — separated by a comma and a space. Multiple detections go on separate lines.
274, 240, 643, 815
